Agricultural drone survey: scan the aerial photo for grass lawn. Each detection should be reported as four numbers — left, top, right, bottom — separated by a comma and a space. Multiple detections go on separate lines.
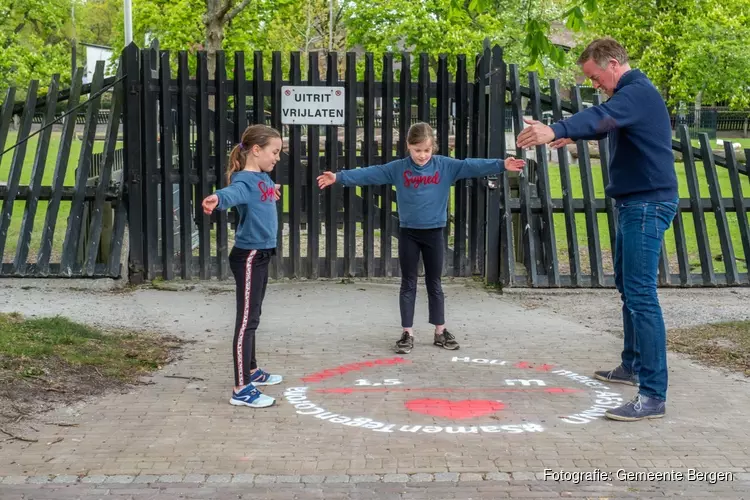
668, 320, 750, 376
0, 311, 183, 439
0, 131, 111, 264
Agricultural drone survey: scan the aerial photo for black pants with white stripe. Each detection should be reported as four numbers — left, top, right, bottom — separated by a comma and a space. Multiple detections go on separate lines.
229, 246, 273, 387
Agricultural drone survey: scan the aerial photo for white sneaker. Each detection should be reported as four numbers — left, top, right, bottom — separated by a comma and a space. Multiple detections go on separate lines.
230, 384, 275, 408
250, 368, 283, 386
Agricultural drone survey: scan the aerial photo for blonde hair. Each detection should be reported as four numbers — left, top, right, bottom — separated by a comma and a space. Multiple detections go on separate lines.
577, 37, 629, 68
227, 124, 281, 184
406, 122, 438, 153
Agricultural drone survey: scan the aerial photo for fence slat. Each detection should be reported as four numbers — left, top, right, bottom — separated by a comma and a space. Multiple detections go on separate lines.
671, 203, 693, 286
215, 51, 229, 280
453, 55, 468, 278
362, 53, 376, 277
60, 62, 105, 274
343, 52, 357, 276
235, 52, 251, 278
13, 75, 59, 274
380, 53, 395, 277
417, 53, 430, 122
471, 48, 489, 276
436, 54, 451, 275
592, 94, 617, 266
177, 51, 193, 280
37, 70, 83, 275
0, 80, 37, 268
699, 133, 738, 284
324, 51, 339, 278
0, 87, 16, 159
270, 52, 283, 278
529, 71, 559, 285
140, 51, 160, 279
306, 51, 321, 279
571, 86, 603, 286
83, 69, 124, 276
724, 143, 750, 283
551, 79, 580, 286
196, 51, 212, 279
485, 46, 505, 285
509, 64, 537, 285
157, 52, 175, 280
679, 125, 714, 285
288, 51, 302, 277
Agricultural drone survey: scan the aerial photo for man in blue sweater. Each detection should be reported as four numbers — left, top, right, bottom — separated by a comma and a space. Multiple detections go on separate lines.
517, 37, 679, 422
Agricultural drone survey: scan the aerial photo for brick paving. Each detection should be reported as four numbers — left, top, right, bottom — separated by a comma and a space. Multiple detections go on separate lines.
0, 279, 748, 499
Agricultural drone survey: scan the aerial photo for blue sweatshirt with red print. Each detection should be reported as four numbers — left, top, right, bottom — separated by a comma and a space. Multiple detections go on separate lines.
214, 170, 278, 250
335, 155, 508, 229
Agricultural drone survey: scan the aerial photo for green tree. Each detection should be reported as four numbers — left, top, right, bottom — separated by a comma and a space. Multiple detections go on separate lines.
579, 0, 750, 108
0, 0, 73, 96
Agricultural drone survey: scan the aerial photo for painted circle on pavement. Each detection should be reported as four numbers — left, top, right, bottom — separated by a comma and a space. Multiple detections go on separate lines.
283, 356, 624, 435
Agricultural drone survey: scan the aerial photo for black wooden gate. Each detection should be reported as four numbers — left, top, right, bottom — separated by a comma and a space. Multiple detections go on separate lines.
3, 42, 750, 287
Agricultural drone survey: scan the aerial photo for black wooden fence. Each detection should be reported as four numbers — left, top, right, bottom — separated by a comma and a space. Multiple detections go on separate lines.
2, 42, 750, 287
0, 61, 126, 277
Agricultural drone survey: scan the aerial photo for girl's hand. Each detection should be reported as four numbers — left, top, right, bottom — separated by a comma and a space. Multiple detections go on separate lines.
202, 194, 219, 214
317, 171, 336, 189
504, 156, 526, 172
549, 137, 574, 150
274, 184, 282, 201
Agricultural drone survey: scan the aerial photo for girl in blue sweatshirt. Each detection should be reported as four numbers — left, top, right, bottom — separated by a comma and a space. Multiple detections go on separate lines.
202, 124, 283, 408
317, 122, 525, 354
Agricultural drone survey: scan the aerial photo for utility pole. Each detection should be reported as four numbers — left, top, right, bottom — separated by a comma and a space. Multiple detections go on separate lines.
328, 0, 333, 51
124, 0, 133, 45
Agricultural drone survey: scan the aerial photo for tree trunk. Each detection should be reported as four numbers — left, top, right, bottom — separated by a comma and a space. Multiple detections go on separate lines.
206, 16, 223, 80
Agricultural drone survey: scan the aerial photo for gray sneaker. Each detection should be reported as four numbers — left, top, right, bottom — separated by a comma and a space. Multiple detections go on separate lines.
434, 330, 460, 350
605, 394, 665, 421
594, 364, 639, 386
395, 332, 414, 354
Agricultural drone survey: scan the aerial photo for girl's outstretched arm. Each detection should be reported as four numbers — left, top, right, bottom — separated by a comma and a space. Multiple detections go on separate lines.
202, 180, 253, 214
317, 161, 398, 189
444, 156, 525, 182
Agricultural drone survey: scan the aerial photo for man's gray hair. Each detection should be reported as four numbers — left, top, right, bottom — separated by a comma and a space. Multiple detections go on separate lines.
577, 37, 629, 68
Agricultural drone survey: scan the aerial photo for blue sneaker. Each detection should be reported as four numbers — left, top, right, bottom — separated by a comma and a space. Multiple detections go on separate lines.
594, 364, 639, 386
250, 368, 282, 386
230, 384, 275, 408
605, 394, 665, 421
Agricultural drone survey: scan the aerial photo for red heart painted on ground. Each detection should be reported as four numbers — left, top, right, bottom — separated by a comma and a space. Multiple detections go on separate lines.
404, 399, 505, 419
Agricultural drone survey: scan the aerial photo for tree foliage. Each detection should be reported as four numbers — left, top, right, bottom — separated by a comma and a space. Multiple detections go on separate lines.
579, 0, 750, 108
0, 0, 73, 95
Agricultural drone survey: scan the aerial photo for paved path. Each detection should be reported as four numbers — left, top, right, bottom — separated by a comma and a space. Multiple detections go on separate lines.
0, 279, 748, 499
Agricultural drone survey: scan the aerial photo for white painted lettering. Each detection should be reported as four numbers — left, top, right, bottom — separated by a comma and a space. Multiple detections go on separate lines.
445, 427, 478, 434
399, 425, 422, 433
421, 426, 443, 433
329, 416, 352, 423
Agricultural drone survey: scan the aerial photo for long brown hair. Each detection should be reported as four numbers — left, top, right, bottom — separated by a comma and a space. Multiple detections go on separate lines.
406, 122, 438, 153
226, 124, 282, 184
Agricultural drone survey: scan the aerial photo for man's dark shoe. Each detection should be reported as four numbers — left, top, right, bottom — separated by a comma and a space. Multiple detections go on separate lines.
605, 394, 665, 421
395, 331, 414, 354
594, 364, 639, 386
434, 330, 460, 350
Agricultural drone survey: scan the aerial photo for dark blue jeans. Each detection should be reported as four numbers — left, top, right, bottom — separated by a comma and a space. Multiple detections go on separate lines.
614, 200, 677, 401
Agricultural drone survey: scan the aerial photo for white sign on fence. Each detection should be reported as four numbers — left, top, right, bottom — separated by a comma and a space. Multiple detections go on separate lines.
281, 86, 346, 125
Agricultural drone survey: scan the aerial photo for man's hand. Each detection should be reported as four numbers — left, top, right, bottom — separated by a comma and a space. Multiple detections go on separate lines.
549, 137, 574, 150
516, 118, 556, 149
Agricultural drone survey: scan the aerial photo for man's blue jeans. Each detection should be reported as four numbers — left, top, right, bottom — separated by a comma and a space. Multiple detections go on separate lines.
614, 200, 677, 401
